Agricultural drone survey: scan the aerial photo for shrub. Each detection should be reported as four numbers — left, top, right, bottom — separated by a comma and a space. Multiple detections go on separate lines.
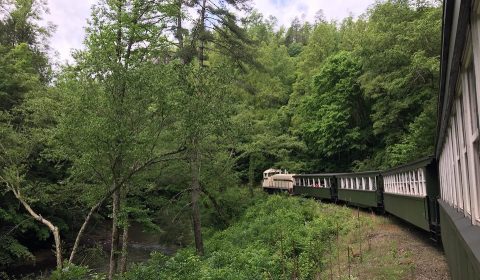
124, 195, 359, 280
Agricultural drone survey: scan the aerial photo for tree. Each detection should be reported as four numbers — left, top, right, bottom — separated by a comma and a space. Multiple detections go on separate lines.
0, 0, 61, 269
233, 21, 304, 189
290, 20, 338, 102
171, 0, 254, 256
0, 0, 53, 82
0, 110, 63, 268
293, 51, 371, 171
356, 0, 441, 167
51, 0, 181, 277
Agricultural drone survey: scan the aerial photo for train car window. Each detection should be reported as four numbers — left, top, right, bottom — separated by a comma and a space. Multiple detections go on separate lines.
384, 168, 425, 196
470, 12, 480, 223
457, 98, 472, 216
455, 106, 465, 210
406, 171, 414, 195
451, 119, 461, 209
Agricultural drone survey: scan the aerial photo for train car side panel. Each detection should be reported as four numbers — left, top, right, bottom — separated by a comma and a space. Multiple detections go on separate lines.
384, 193, 430, 231
439, 200, 480, 280
292, 174, 338, 201
337, 189, 378, 208
293, 186, 332, 199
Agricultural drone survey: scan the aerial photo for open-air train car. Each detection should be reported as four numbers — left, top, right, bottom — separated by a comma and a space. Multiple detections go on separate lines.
336, 171, 383, 209
292, 173, 340, 201
381, 157, 440, 236
436, 0, 480, 278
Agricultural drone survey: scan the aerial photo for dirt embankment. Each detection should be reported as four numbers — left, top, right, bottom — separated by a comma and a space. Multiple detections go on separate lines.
322, 209, 449, 280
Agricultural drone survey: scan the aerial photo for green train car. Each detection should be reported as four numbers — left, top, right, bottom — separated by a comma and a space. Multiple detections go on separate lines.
336, 171, 382, 209
292, 174, 340, 201
435, 0, 480, 278
381, 157, 440, 235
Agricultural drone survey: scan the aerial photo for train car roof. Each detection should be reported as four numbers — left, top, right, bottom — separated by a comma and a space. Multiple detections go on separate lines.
293, 173, 348, 177
381, 156, 435, 175
336, 170, 381, 177
271, 174, 295, 179
263, 168, 282, 173
435, 0, 470, 157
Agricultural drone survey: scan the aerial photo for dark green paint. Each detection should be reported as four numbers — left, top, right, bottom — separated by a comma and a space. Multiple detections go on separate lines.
384, 193, 430, 230
439, 200, 480, 280
293, 186, 332, 199
338, 189, 379, 208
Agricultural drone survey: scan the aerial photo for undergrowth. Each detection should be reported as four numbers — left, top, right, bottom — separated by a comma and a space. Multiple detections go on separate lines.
122, 195, 365, 280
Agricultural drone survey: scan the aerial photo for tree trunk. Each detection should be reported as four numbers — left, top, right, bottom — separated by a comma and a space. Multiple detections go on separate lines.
14, 191, 62, 269
69, 197, 105, 263
176, 0, 184, 50
198, 0, 207, 67
119, 220, 129, 274
190, 146, 204, 255
248, 153, 255, 197
108, 187, 121, 280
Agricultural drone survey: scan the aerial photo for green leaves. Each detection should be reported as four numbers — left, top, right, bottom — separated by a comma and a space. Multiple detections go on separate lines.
288, 0, 441, 170
357, 0, 441, 160
123, 196, 360, 280
294, 51, 371, 171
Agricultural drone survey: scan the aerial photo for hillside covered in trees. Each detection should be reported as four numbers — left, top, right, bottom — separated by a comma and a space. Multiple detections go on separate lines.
0, 0, 442, 278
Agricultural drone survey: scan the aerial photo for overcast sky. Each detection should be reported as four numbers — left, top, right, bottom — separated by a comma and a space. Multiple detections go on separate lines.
44, 0, 375, 64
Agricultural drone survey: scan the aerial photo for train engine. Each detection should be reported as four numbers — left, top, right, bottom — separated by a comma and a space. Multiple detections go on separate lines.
262, 168, 295, 194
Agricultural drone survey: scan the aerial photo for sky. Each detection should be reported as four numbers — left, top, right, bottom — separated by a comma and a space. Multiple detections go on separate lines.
43, 0, 375, 64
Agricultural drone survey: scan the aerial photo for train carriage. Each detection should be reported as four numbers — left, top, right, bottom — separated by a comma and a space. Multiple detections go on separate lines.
436, 0, 480, 278
381, 157, 440, 235
336, 171, 382, 209
292, 174, 339, 201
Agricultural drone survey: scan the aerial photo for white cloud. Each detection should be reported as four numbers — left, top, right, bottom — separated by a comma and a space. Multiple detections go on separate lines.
253, 0, 375, 27
44, 0, 96, 64
44, 0, 375, 63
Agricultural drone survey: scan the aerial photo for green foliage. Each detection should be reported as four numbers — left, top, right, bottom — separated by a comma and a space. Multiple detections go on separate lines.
123, 196, 359, 280
385, 97, 437, 166
0, 235, 33, 267
355, 0, 441, 168
294, 51, 371, 171
49, 263, 92, 280
0, 43, 40, 110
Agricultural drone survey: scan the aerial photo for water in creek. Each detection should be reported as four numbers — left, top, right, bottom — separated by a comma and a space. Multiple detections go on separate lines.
5, 222, 178, 278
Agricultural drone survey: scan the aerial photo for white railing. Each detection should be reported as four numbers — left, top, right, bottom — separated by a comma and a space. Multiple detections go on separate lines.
383, 169, 426, 196
294, 176, 332, 188
339, 175, 377, 191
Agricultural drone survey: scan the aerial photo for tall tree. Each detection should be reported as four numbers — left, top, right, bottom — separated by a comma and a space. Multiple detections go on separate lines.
51, 0, 180, 277
356, 0, 441, 167
172, 0, 254, 255
293, 51, 371, 171
0, 0, 61, 269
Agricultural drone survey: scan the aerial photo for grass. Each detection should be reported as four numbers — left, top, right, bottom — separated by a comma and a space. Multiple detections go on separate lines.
320, 207, 422, 280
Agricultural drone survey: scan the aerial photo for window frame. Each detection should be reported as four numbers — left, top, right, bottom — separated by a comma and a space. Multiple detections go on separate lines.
462, 21, 480, 224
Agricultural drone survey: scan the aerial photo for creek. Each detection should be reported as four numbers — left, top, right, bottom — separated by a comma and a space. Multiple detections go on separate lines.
4, 222, 178, 278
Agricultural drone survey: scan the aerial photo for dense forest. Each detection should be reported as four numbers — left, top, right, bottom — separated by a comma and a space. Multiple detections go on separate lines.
0, 0, 442, 278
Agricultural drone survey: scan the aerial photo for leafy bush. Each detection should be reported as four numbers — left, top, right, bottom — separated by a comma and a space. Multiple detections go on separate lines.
123, 195, 358, 280
49, 263, 91, 280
